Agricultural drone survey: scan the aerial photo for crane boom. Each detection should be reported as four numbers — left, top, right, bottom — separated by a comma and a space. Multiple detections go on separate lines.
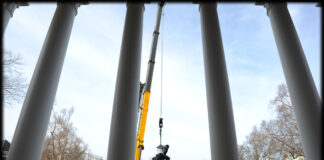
135, 2, 165, 160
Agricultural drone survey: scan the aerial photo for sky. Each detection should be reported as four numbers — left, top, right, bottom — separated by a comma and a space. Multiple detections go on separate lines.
3, 2, 321, 160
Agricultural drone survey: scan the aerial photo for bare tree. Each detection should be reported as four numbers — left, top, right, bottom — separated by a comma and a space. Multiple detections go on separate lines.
2, 51, 27, 105
243, 125, 274, 160
238, 143, 251, 160
41, 107, 102, 160
83, 151, 104, 160
238, 83, 304, 160
266, 84, 304, 158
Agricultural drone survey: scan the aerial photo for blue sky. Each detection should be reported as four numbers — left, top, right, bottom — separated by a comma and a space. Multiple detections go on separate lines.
3, 2, 321, 160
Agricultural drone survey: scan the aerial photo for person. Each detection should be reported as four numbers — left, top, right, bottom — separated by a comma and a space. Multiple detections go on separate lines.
152, 144, 170, 160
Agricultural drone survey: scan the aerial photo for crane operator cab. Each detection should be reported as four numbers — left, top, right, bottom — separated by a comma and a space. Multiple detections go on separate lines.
152, 144, 170, 160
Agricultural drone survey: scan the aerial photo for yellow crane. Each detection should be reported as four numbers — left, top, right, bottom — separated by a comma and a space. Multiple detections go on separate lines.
135, 2, 165, 160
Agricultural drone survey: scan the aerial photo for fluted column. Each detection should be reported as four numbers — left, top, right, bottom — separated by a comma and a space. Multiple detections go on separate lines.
258, 2, 321, 160
8, 3, 80, 160
107, 3, 144, 160
199, 3, 238, 160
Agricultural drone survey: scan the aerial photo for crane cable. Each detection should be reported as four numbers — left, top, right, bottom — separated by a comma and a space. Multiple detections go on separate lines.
159, 10, 165, 146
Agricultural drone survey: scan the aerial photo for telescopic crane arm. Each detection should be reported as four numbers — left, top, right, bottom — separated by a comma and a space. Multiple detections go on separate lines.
135, 2, 165, 160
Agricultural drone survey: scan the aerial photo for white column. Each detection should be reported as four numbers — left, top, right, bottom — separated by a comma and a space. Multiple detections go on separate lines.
260, 2, 321, 160
7, 3, 80, 160
1, 2, 28, 37
199, 3, 238, 160
107, 3, 144, 160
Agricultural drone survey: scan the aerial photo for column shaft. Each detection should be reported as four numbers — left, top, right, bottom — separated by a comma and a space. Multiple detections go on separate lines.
2, 3, 17, 37
107, 3, 144, 160
2, 2, 28, 37
8, 3, 79, 160
265, 3, 321, 160
199, 3, 238, 160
